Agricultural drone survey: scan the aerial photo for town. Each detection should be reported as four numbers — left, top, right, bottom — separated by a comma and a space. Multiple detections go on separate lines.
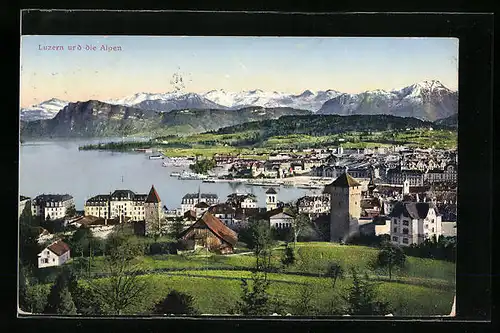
19, 144, 457, 316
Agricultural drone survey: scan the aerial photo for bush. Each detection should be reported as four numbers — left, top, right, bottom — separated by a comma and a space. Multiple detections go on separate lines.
177, 239, 195, 251
148, 242, 176, 255
153, 290, 200, 315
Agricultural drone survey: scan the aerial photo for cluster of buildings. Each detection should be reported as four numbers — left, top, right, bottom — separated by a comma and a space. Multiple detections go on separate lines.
212, 147, 457, 188
20, 145, 457, 267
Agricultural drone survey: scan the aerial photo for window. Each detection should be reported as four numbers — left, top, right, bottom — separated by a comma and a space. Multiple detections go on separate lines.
403, 228, 409, 235
402, 238, 409, 244
392, 236, 398, 242
52, 258, 55, 262
425, 224, 428, 229
431, 228, 434, 232
393, 227, 397, 233
403, 220, 409, 226
431, 219, 435, 223
43, 258, 49, 264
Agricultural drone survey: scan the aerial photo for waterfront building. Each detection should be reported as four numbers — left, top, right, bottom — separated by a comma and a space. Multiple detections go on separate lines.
180, 192, 219, 214
32, 194, 75, 220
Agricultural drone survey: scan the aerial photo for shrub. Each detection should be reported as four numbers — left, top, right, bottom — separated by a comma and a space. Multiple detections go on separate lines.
177, 239, 195, 251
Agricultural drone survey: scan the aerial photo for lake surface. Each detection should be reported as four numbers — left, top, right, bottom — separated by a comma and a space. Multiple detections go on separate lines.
19, 139, 313, 210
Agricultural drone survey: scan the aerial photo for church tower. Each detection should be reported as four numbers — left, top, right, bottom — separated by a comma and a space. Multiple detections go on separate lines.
324, 173, 362, 243
144, 185, 163, 236
265, 187, 278, 211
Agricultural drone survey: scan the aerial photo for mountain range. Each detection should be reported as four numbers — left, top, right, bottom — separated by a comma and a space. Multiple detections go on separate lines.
20, 101, 311, 138
20, 80, 457, 122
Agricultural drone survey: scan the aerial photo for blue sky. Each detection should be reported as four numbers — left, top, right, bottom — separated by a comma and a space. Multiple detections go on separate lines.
20, 36, 458, 107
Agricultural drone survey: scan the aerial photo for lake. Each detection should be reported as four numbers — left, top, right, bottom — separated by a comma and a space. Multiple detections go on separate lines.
19, 139, 313, 210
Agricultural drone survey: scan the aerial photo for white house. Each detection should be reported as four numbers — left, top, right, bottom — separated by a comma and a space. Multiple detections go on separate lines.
388, 201, 442, 246
38, 240, 71, 268
32, 194, 74, 220
181, 193, 219, 214
241, 196, 258, 209
265, 207, 295, 229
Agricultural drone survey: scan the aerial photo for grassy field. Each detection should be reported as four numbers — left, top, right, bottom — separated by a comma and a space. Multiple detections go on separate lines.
78, 268, 454, 316
61, 242, 455, 316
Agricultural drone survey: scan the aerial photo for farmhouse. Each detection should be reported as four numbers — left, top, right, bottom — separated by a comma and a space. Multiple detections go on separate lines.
38, 240, 70, 268
180, 212, 238, 254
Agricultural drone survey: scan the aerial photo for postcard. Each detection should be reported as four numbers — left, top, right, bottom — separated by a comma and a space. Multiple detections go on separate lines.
18, 35, 458, 317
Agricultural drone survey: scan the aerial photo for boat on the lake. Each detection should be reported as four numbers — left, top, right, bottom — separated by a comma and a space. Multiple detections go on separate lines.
148, 154, 164, 160
170, 171, 181, 177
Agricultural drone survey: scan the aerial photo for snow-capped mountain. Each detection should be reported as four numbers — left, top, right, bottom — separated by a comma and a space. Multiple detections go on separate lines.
317, 80, 457, 121
131, 92, 229, 113
20, 98, 69, 121
202, 89, 341, 111
105, 92, 183, 107
20, 80, 457, 122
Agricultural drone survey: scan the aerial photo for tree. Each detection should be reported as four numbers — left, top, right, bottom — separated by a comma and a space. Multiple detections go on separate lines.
325, 262, 344, 290
43, 269, 78, 315
65, 204, 77, 218
55, 287, 77, 315
89, 232, 149, 315
246, 219, 275, 273
376, 243, 406, 280
291, 212, 310, 248
343, 268, 391, 315
19, 204, 41, 269
236, 272, 272, 315
295, 284, 316, 315
280, 243, 296, 268
153, 290, 200, 315
69, 226, 92, 257
170, 217, 186, 238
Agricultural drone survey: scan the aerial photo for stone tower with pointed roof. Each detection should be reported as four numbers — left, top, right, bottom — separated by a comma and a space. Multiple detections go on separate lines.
324, 173, 362, 243
265, 187, 278, 211
144, 185, 163, 236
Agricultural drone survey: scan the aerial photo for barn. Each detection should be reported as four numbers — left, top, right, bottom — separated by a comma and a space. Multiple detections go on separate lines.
180, 211, 238, 254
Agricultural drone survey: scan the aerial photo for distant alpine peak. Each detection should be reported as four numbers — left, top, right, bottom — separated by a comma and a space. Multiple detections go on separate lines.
414, 80, 449, 90
296, 90, 315, 97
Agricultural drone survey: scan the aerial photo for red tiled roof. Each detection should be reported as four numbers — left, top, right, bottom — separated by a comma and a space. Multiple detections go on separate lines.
145, 185, 161, 203
47, 240, 70, 256
183, 212, 238, 245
